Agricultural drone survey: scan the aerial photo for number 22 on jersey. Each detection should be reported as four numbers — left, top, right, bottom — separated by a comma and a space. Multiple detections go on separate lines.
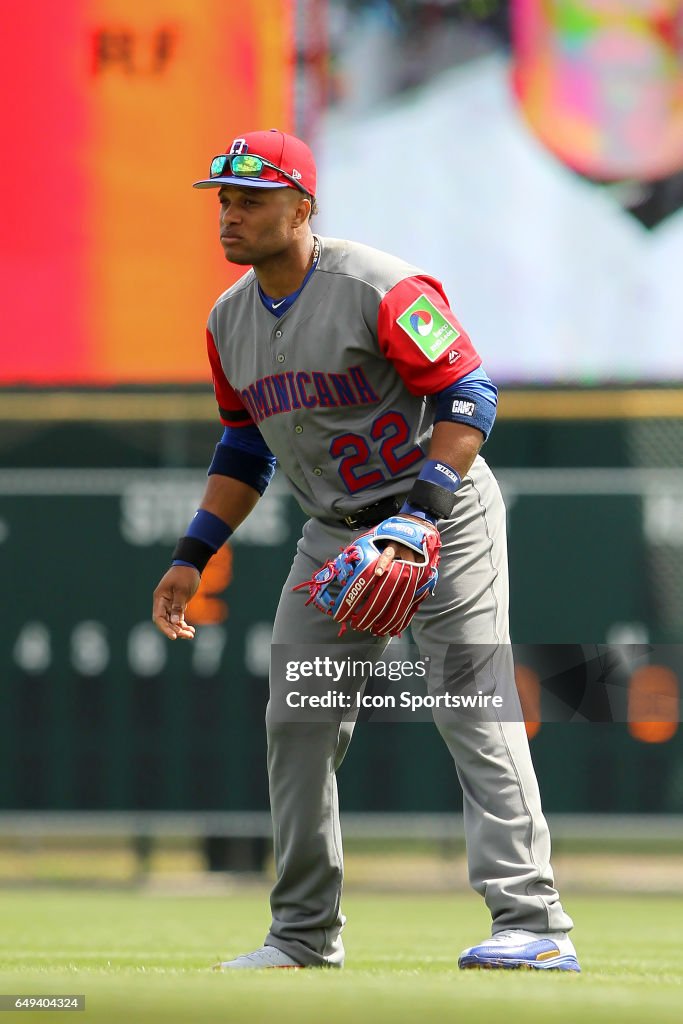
329, 410, 423, 494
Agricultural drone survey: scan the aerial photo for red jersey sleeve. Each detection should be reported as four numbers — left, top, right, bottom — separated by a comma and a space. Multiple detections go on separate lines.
206, 328, 255, 428
377, 275, 481, 395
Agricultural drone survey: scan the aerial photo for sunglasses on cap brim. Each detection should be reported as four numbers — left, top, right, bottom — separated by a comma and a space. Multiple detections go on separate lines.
208, 153, 309, 195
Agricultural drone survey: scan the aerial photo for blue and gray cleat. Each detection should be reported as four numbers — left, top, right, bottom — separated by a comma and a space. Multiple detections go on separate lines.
458, 929, 581, 971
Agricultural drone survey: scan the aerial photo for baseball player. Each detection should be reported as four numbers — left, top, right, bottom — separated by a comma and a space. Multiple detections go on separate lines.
152, 129, 580, 972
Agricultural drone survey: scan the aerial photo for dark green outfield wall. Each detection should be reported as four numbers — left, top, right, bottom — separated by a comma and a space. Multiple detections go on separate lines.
1, 412, 681, 813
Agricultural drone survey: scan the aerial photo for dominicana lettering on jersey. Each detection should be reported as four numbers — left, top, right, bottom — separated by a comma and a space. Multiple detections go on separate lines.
239, 365, 380, 423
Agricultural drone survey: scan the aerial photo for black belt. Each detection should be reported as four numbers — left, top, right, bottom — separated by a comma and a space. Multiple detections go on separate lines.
339, 494, 407, 530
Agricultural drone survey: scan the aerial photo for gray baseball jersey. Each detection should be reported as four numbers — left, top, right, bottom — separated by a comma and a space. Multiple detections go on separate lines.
205, 235, 573, 966
207, 236, 481, 519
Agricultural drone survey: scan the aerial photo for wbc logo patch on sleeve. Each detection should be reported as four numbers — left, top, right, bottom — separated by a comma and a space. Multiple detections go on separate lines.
397, 295, 461, 362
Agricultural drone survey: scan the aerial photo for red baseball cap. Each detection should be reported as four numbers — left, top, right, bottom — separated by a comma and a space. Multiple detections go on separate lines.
193, 128, 317, 197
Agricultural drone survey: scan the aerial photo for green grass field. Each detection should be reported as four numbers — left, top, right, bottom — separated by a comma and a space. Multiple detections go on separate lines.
0, 887, 681, 1023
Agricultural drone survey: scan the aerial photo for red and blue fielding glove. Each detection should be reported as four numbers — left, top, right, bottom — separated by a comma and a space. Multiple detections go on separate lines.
294, 515, 441, 637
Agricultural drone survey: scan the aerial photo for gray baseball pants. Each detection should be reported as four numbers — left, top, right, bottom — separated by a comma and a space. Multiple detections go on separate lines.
264, 455, 573, 966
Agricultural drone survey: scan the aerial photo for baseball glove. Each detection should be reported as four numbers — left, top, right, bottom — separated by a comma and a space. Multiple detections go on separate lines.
293, 515, 441, 637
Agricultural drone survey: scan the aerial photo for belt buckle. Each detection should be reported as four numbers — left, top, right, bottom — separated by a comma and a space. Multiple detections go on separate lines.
343, 512, 361, 529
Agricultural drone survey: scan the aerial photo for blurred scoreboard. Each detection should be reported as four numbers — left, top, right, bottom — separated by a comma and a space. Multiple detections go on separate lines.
0, 0, 294, 385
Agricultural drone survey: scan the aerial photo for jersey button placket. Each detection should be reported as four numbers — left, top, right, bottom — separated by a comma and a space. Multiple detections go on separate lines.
272, 323, 285, 362
271, 320, 310, 488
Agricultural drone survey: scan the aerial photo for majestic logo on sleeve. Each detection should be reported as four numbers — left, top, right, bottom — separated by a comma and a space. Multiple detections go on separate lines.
397, 296, 461, 362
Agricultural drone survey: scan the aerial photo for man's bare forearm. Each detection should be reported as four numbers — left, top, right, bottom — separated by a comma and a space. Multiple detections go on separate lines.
199, 474, 263, 532
427, 421, 483, 478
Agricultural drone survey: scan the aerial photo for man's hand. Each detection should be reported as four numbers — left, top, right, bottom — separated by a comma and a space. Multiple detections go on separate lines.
374, 515, 428, 575
152, 566, 200, 640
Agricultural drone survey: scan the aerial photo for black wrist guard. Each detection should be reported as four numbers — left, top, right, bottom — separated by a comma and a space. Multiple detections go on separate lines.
405, 479, 458, 521
171, 536, 214, 574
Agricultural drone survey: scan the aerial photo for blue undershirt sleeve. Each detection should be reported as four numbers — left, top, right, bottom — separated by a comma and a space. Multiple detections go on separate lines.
208, 425, 277, 495
433, 365, 498, 440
